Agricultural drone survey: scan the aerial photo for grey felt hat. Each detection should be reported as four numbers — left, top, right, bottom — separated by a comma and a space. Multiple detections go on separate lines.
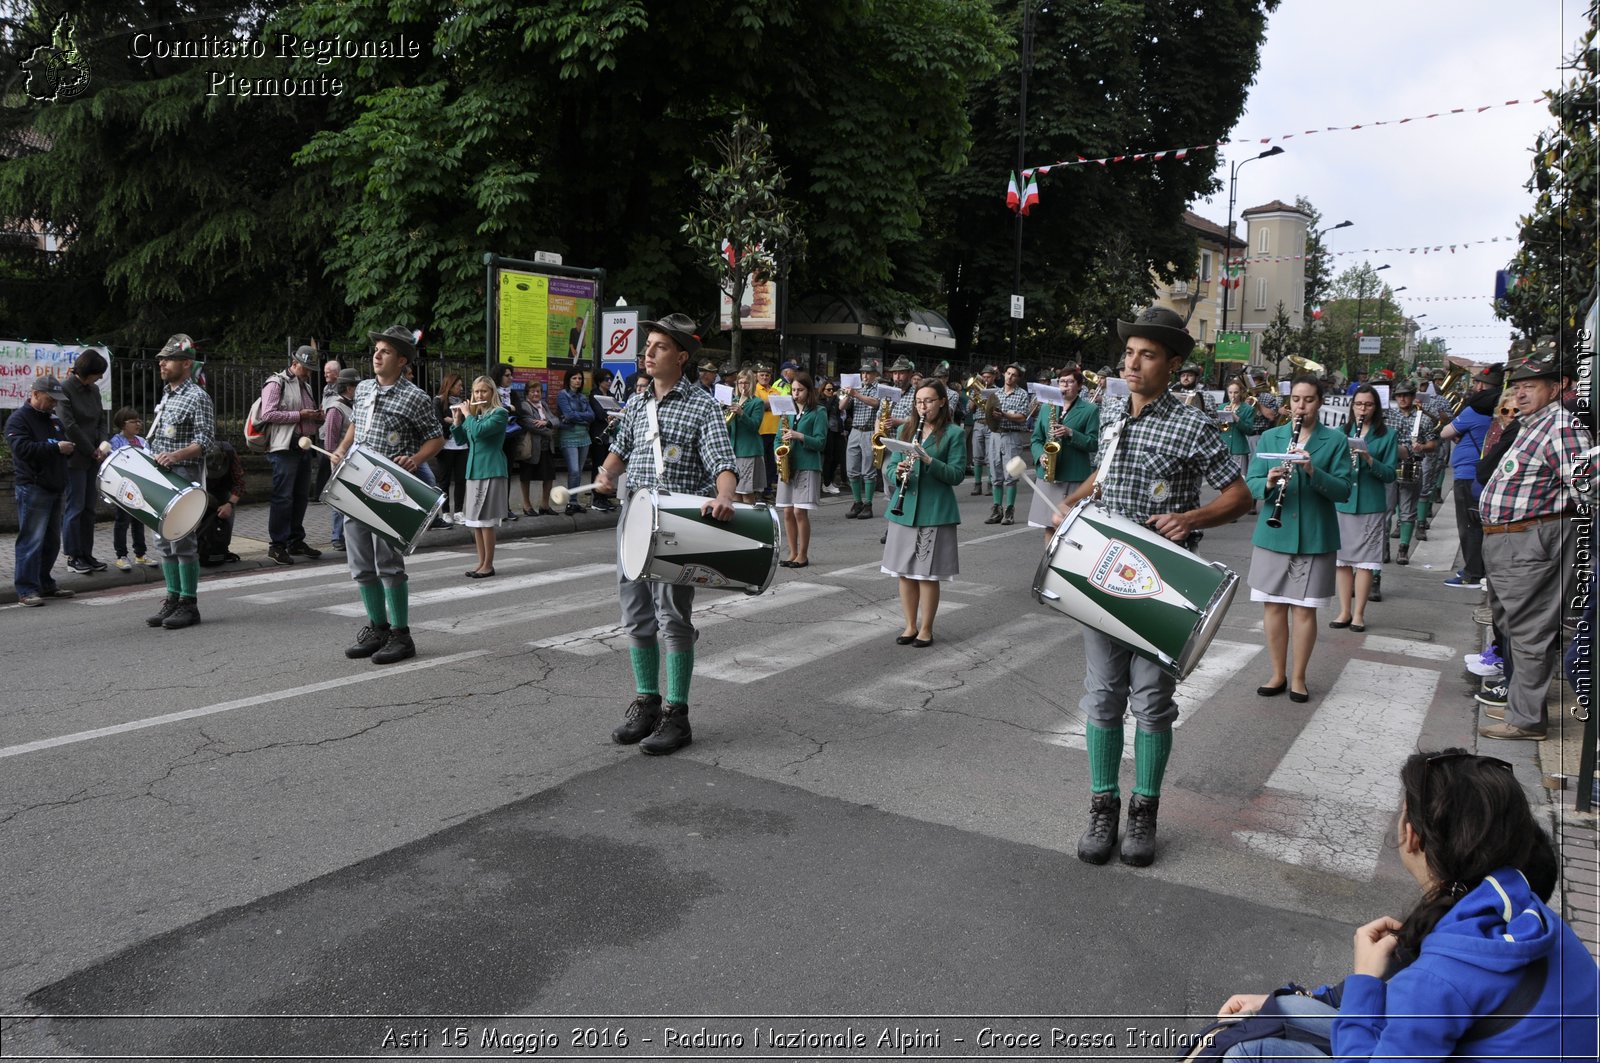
1116, 307, 1196, 359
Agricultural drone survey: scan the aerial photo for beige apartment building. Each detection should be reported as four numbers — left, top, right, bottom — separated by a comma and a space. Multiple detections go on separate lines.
1151, 211, 1232, 348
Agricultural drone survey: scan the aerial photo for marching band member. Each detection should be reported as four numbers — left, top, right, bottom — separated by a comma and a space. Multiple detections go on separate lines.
1219, 379, 1257, 481
881, 380, 967, 647
452, 376, 509, 579
727, 367, 767, 505
968, 363, 997, 495
840, 357, 884, 519
330, 325, 445, 664
984, 361, 1033, 525
144, 335, 215, 630
776, 372, 827, 568
1331, 385, 1397, 632
1389, 381, 1437, 565
1246, 375, 1353, 703
1060, 307, 1250, 868
594, 313, 737, 756
1027, 367, 1098, 543
885, 356, 917, 429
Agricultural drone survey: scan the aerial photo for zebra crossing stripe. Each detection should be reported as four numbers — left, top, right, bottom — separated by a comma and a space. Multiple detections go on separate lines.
318, 564, 615, 616
840, 614, 1069, 711
74, 551, 478, 604
1360, 634, 1456, 661
238, 557, 540, 604
695, 600, 972, 685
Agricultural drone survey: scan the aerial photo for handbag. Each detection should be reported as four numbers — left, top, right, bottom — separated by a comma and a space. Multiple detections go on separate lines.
512, 429, 535, 462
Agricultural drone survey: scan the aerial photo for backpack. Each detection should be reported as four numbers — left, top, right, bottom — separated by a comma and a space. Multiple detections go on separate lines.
243, 395, 269, 453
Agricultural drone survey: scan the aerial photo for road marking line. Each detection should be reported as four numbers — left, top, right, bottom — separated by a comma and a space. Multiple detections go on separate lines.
74, 551, 477, 605
839, 613, 1069, 710
1361, 634, 1453, 661
413, 596, 602, 635
1038, 638, 1261, 754
1233, 656, 1435, 880
696, 600, 970, 684
0, 650, 493, 760
528, 580, 845, 657
318, 563, 613, 616
964, 526, 1038, 546
237, 557, 539, 604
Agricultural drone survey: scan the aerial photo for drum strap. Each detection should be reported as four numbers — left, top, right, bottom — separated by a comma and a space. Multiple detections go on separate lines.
1091, 419, 1125, 500
645, 398, 667, 480
1412, 409, 1423, 446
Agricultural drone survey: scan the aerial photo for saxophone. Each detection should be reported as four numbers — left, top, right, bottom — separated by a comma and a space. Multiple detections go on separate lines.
870, 396, 892, 470
1041, 403, 1060, 481
775, 414, 793, 483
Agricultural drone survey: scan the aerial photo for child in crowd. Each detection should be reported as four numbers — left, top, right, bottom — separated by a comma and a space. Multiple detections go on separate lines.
107, 407, 158, 571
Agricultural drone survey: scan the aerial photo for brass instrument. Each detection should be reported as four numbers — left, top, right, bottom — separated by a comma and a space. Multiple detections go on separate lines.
984, 393, 1002, 430
1242, 366, 1277, 397
1041, 403, 1061, 481
1397, 409, 1423, 482
775, 414, 793, 483
963, 375, 985, 406
724, 403, 740, 426
870, 394, 893, 470
1287, 355, 1326, 375
1439, 364, 1471, 416
1082, 369, 1103, 389
1266, 413, 1306, 530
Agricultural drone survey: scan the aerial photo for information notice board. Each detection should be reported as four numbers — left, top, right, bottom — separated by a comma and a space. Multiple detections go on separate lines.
496, 271, 598, 373
0, 340, 111, 409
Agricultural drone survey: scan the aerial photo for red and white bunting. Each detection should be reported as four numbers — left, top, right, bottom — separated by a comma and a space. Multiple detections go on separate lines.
1227, 235, 1515, 266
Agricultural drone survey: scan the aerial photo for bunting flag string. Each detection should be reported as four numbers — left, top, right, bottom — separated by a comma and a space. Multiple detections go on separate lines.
1006, 93, 1542, 207
1228, 236, 1516, 266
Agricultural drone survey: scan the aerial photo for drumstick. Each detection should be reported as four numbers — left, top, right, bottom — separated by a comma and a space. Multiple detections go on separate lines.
297, 435, 340, 461
550, 483, 606, 507
1006, 455, 1062, 508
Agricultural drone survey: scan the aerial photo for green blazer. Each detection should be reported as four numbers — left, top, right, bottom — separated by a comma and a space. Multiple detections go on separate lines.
451, 406, 509, 480
774, 406, 826, 472
1248, 419, 1352, 555
884, 422, 967, 527
1031, 398, 1098, 483
1220, 402, 1256, 456
1335, 423, 1398, 514
728, 396, 766, 458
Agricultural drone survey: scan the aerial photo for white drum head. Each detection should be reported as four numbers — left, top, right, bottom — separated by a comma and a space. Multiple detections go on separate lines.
618, 490, 658, 581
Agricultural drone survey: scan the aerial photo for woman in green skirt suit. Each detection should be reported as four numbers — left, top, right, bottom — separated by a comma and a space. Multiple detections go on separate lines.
1246, 375, 1353, 702
1331, 385, 1397, 631
1027, 366, 1099, 543
881, 381, 967, 648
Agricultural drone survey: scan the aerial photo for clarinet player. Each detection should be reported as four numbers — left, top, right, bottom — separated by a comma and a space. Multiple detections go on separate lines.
880, 381, 966, 648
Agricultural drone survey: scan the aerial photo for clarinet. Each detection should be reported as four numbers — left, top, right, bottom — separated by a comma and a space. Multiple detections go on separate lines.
1265, 413, 1305, 530
889, 413, 923, 517
1349, 412, 1366, 472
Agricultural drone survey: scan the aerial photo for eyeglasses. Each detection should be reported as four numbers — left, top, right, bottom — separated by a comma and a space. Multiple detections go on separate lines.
913, 398, 943, 406
1419, 751, 1513, 814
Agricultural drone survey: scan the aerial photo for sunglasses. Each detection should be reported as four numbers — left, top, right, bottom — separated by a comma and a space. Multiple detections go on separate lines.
1419, 751, 1513, 812
1498, 407, 1517, 417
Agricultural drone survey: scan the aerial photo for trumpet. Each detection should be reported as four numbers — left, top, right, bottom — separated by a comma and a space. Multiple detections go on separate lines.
775, 414, 793, 483
1041, 403, 1061, 481
1265, 413, 1305, 530
724, 403, 739, 425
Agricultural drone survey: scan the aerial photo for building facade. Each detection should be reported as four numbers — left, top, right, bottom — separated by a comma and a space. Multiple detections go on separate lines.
1150, 211, 1234, 350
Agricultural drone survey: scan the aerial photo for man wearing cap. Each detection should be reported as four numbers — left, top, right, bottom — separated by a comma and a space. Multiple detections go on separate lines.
593, 312, 737, 756
884, 356, 917, 430
775, 360, 799, 393
5, 376, 77, 606
968, 364, 998, 495
1059, 307, 1250, 868
841, 357, 885, 518
1171, 361, 1215, 416
1388, 381, 1437, 566
1419, 367, 1454, 512
694, 358, 720, 396
259, 345, 326, 565
1476, 353, 1593, 741
330, 325, 444, 665
1437, 366, 1503, 588
313, 358, 343, 499
984, 362, 1034, 525
141, 335, 215, 629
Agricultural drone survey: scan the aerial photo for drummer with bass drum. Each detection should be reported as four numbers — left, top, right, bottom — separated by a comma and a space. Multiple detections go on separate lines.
329, 325, 444, 665
143, 334, 216, 631
1055, 307, 1250, 869
592, 312, 738, 757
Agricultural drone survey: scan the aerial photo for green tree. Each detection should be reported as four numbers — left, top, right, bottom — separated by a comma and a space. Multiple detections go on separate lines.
1499, 2, 1596, 339
1322, 263, 1412, 379
681, 110, 800, 367
1259, 300, 1298, 373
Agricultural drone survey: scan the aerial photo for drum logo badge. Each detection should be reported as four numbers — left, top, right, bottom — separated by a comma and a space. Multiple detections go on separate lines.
361, 468, 415, 508
676, 563, 729, 588
1090, 540, 1162, 598
116, 477, 151, 514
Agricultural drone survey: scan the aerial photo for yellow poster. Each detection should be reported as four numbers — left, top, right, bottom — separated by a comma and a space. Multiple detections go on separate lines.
499, 271, 550, 368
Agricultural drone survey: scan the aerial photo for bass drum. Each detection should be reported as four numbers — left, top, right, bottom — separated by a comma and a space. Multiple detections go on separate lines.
619, 489, 779, 595
1032, 498, 1239, 679
322, 444, 445, 555
97, 446, 208, 541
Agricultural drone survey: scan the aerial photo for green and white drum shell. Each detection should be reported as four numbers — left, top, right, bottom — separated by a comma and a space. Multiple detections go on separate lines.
1032, 498, 1239, 680
322, 444, 446, 556
619, 488, 780, 596
96, 446, 208, 541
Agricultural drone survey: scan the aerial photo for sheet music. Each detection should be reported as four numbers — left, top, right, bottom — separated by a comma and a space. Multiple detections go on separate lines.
714, 383, 734, 405
1028, 383, 1065, 406
766, 394, 798, 415
875, 384, 904, 402
840, 374, 863, 390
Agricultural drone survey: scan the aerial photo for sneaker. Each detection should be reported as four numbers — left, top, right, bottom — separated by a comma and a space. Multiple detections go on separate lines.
135, 554, 158, 567
1443, 576, 1480, 589
18, 595, 44, 607
66, 557, 94, 574
286, 541, 322, 559
114, 557, 133, 571
267, 544, 293, 566
331, 541, 346, 552
43, 587, 75, 598
1479, 723, 1546, 742
84, 556, 108, 572
453, 511, 466, 523
1474, 683, 1508, 708
822, 484, 841, 495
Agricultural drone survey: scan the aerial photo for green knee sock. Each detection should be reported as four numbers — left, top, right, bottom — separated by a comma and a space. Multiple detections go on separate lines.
630, 644, 661, 695
178, 560, 199, 597
1003, 485, 1017, 509
665, 648, 694, 704
992, 484, 1003, 505
1399, 521, 1415, 547
161, 560, 180, 595
358, 583, 388, 626
382, 583, 409, 629
1085, 723, 1124, 797
1417, 497, 1431, 524
850, 478, 864, 503
864, 479, 875, 500
1133, 729, 1173, 798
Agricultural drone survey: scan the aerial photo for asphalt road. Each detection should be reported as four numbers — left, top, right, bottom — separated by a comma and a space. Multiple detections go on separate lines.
0, 484, 1514, 1059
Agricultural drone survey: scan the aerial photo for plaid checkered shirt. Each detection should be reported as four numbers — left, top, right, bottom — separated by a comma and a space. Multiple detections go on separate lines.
1093, 391, 1239, 526
992, 386, 1034, 432
889, 390, 915, 421
1478, 400, 1592, 525
846, 382, 880, 430
610, 376, 736, 495
1393, 405, 1438, 455
148, 379, 214, 458
350, 378, 443, 460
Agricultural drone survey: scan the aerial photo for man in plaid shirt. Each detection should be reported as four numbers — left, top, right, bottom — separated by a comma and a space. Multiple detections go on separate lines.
144, 334, 215, 630
330, 325, 444, 665
594, 312, 737, 756
1058, 307, 1251, 869
840, 357, 884, 518
1476, 351, 1593, 741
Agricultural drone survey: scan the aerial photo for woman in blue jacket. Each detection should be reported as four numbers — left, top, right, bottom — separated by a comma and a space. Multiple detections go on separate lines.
1213, 749, 1598, 1060
555, 368, 594, 515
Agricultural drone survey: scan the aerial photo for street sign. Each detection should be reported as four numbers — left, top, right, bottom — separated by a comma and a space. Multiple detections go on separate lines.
1010, 294, 1024, 319
1214, 331, 1251, 359
534, 250, 563, 265
1358, 336, 1382, 355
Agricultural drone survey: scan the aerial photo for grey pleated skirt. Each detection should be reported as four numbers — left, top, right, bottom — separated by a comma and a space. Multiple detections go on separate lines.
462, 476, 508, 527
735, 456, 767, 494
1248, 546, 1335, 607
881, 522, 959, 582
776, 469, 820, 509
1336, 510, 1386, 570
1027, 480, 1076, 528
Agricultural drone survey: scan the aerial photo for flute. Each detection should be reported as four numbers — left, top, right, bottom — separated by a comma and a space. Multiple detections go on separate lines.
889, 413, 923, 517
1265, 413, 1305, 530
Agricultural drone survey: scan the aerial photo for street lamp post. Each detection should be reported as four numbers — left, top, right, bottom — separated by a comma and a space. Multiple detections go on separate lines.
1375, 285, 1406, 374
1353, 264, 1391, 380
1221, 146, 1285, 338
1306, 219, 1352, 367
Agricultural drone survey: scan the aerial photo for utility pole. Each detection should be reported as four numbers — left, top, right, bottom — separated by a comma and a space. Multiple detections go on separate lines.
1010, 0, 1034, 362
